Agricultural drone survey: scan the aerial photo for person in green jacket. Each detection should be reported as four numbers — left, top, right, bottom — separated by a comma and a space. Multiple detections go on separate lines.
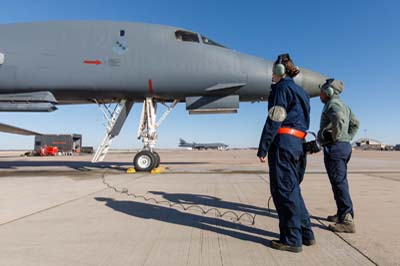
318, 78, 359, 233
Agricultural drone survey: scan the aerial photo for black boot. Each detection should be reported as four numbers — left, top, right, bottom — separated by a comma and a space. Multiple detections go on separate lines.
302, 238, 316, 246
270, 240, 302, 253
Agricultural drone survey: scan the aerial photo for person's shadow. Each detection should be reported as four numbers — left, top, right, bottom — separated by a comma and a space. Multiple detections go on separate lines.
95, 197, 279, 246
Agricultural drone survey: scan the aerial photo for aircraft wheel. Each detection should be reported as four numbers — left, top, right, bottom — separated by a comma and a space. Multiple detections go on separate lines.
134, 150, 156, 172
153, 152, 160, 168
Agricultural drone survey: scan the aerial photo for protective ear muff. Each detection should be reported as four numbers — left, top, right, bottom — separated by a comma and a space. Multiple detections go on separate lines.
325, 86, 334, 97
322, 78, 335, 98
273, 64, 286, 76
273, 53, 289, 76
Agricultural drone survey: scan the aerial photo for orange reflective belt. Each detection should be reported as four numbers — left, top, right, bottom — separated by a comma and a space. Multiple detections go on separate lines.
278, 127, 307, 139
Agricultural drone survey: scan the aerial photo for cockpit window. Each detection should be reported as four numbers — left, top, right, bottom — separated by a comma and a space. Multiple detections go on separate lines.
201, 35, 226, 48
175, 30, 199, 43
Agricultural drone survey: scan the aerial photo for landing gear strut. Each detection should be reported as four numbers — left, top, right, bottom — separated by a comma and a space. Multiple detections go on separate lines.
91, 97, 177, 171
134, 97, 178, 171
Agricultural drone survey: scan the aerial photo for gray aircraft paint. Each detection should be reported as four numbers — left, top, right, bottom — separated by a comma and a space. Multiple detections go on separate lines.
0, 21, 326, 104
0, 122, 42, 135
0, 91, 57, 112
179, 139, 228, 150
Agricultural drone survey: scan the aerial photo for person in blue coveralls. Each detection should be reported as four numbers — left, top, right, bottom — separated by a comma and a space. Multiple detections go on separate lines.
257, 54, 315, 253
318, 78, 359, 233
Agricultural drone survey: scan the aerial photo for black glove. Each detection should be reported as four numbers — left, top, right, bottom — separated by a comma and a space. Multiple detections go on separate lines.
303, 131, 321, 154
323, 130, 333, 143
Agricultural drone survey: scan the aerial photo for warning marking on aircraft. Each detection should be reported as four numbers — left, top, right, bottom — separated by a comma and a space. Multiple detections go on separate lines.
148, 79, 153, 95
83, 60, 102, 65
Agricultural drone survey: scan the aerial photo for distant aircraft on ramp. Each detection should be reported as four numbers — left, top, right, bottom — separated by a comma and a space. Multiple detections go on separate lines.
0, 21, 327, 171
179, 138, 228, 150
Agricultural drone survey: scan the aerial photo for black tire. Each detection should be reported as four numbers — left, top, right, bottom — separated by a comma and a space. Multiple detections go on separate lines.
134, 150, 156, 172
153, 152, 160, 168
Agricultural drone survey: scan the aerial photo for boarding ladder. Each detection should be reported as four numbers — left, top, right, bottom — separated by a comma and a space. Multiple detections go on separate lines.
92, 99, 133, 162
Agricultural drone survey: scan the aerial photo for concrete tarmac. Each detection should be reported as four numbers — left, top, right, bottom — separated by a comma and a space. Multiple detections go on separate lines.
0, 149, 399, 266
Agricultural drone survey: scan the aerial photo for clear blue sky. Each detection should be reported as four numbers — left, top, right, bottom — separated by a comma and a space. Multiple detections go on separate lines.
0, 0, 399, 149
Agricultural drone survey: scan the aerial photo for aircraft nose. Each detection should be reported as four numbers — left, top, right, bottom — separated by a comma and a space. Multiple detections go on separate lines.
238, 54, 271, 101
294, 67, 327, 97
238, 53, 327, 100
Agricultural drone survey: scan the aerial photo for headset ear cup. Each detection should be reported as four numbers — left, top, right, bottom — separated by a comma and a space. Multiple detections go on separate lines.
325, 86, 334, 97
274, 64, 286, 76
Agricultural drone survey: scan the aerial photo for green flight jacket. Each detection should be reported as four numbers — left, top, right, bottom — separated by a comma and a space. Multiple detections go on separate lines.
318, 95, 359, 146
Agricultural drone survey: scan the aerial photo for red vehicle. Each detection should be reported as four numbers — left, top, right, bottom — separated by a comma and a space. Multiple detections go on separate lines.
39, 146, 58, 156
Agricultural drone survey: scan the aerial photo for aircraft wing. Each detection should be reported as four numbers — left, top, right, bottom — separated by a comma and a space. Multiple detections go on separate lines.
0, 122, 42, 136
0, 91, 58, 112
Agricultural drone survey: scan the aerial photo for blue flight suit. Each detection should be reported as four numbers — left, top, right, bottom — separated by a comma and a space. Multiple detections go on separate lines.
323, 142, 354, 221
257, 77, 314, 247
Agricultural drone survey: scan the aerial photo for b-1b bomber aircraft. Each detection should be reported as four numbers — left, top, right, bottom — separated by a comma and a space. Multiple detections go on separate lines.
0, 21, 326, 171
179, 138, 228, 150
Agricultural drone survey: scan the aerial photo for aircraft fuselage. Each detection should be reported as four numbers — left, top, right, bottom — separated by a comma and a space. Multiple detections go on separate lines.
0, 21, 325, 104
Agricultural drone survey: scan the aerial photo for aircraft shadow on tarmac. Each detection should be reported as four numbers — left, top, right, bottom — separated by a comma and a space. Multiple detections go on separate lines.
0, 161, 129, 172
0, 160, 210, 171
147, 191, 330, 227
95, 197, 279, 246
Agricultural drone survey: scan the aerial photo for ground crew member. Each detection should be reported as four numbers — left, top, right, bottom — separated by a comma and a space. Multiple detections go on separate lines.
257, 54, 315, 253
318, 78, 359, 233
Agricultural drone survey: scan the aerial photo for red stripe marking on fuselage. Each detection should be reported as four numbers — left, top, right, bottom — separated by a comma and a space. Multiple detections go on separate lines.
83, 60, 102, 65
148, 79, 153, 96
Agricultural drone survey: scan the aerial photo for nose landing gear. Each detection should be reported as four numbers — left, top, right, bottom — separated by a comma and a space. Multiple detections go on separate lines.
92, 97, 176, 172
134, 97, 178, 171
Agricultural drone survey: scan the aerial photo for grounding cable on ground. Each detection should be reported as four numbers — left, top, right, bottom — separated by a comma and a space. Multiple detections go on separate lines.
101, 172, 256, 225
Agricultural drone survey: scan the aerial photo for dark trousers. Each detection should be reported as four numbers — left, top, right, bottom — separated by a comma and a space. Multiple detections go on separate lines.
268, 135, 314, 247
323, 142, 354, 221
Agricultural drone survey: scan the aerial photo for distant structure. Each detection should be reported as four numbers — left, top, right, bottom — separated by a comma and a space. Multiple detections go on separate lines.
34, 134, 82, 154
353, 138, 392, 150
179, 138, 228, 150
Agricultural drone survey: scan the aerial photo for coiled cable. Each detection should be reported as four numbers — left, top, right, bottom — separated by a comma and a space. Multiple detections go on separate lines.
101, 172, 256, 225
